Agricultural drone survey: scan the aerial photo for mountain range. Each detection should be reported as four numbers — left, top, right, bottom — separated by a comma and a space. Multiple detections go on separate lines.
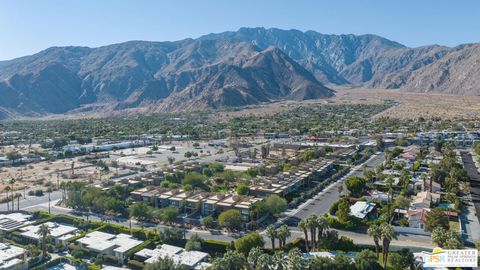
0, 27, 479, 118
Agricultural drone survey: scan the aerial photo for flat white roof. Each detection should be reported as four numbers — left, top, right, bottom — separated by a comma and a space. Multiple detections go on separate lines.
0, 212, 33, 232
350, 201, 376, 219
77, 231, 143, 254
137, 244, 209, 268
0, 243, 25, 269
19, 222, 78, 241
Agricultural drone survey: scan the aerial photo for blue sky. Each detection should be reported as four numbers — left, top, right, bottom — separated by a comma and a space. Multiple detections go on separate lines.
1, 0, 479, 60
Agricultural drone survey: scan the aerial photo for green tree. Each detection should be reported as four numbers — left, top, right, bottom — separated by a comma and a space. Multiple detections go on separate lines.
236, 184, 249, 195
345, 176, 366, 197
265, 194, 288, 216
129, 202, 150, 220
276, 224, 291, 249
71, 246, 85, 259
266, 224, 277, 250
160, 206, 179, 224
159, 228, 183, 244
218, 209, 243, 231
298, 219, 310, 251
234, 232, 265, 256
356, 249, 381, 270
367, 224, 382, 259
247, 247, 264, 269
182, 172, 207, 189
209, 162, 225, 173
336, 198, 351, 223
389, 248, 415, 270
185, 233, 203, 251
287, 248, 306, 270
210, 250, 246, 270
202, 216, 214, 229
380, 223, 398, 269
431, 227, 463, 249
36, 224, 51, 258
425, 208, 449, 232
94, 254, 104, 267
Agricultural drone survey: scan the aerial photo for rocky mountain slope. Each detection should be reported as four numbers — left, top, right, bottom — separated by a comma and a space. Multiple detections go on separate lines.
0, 38, 333, 116
0, 27, 479, 118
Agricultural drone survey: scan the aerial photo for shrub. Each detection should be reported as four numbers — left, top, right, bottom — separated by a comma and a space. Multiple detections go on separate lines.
127, 260, 145, 270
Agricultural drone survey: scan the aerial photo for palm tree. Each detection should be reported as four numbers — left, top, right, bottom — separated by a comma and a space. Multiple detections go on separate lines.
212, 250, 246, 270
306, 214, 318, 251
266, 224, 277, 250
36, 224, 51, 258
367, 224, 382, 259
272, 251, 287, 270
256, 253, 274, 270
276, 225, 291, 249
247, 247, 263, 269
287, 248, 305, 270
380, 223, 397, 269
298, 219, 309, 251
316, 216, 329, 250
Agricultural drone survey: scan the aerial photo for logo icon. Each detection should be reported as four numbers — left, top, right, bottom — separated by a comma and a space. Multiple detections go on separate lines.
415, 248, 478, 268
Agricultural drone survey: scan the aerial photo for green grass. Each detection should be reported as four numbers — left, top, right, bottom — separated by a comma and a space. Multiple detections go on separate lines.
449, 220, 460, 232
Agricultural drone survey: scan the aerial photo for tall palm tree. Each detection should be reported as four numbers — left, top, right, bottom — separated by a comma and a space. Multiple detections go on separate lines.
36, 224, 51, 258
380, 223, 397, 269
298, 219, 309, 251
367, 224, 382, 259
316, 216, 329, 250
276, 225, 291, 249
266, 224, 277, 250
306, 214, 318, 251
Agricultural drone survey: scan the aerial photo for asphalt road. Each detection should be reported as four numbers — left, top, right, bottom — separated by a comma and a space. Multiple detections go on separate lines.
459, 151, 480, 244
0, 191, 63, 212
284, 153, 385, 221
460, 151, 480, 218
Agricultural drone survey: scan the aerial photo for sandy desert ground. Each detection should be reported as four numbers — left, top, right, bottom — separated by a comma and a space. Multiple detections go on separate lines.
217, 87, 480, 120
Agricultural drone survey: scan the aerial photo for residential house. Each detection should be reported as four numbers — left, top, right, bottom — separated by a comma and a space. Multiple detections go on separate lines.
407, 208, 430, 230
77, 231, 143, 264
18, 222, 78, 245
0, 243, 26, 270
349, 201, 377, 219
135, 244, 211, 269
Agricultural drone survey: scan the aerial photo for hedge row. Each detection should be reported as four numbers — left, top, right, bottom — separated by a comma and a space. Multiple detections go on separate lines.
203, 239, 230, 255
